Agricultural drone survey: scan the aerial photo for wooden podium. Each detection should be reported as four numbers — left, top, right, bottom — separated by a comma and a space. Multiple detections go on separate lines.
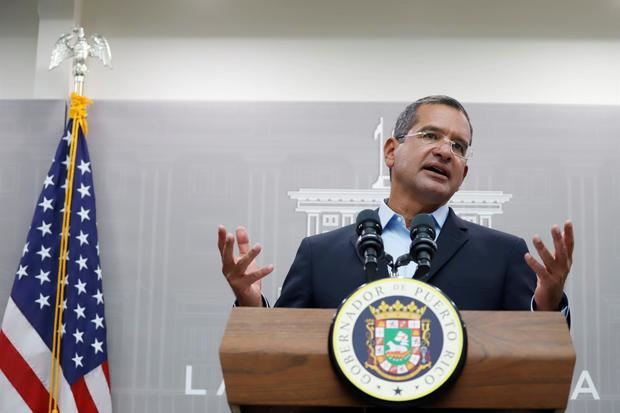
220, 308, 575, 411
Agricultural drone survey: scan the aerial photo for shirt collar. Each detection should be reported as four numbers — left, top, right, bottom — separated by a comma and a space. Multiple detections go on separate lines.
379, 199, 450, 230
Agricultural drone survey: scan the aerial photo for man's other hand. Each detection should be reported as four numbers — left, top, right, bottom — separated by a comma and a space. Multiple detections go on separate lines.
217, 225, 274, 307
525, 221, 574, 311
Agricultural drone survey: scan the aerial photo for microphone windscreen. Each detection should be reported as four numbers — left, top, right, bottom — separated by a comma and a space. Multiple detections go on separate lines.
410, 214, 436, 238
356, 209, 380, 226
411, 213, 434, 228
356, 209, 381, 235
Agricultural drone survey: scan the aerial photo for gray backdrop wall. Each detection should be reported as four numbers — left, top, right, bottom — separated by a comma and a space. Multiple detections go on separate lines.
0, 100, 618, 412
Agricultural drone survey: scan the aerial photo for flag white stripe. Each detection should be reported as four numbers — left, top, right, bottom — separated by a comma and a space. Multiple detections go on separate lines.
85, 365, 113, 413
0, 369, 31, 413
2, 298, 78, 413
59, 373, 78, 413
2, 298, 52, 389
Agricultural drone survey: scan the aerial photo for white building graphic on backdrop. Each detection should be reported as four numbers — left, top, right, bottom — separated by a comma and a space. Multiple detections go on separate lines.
289, 118, 512, 236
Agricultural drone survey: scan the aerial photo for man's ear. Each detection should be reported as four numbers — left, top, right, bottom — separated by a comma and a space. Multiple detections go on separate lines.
384, 137, 399, 169
456, 165, 469, 192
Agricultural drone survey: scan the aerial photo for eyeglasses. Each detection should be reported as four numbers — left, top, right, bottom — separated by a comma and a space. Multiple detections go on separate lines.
397, 131, 473, 161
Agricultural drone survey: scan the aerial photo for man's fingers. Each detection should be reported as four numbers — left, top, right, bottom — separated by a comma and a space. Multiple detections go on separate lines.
217, 225, 227, 256
532, 235, 556, 271
564, 220, 575, 259
221, 233, 236, 272
551, 225, 568, 266
524, 252, 551, 282
236, 226, 251, 255
528, 223, 574, 310
246, 264, 275, 285
235, 243, 262, 274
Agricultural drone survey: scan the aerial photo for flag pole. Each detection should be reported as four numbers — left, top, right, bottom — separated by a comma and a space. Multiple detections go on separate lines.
47, 26, 111, 413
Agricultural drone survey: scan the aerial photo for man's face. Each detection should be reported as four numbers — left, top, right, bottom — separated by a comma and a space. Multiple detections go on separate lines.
385, 103, 471, 208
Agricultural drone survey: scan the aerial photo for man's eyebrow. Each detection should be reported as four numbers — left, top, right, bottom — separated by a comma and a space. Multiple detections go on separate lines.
416, 125, 443, 133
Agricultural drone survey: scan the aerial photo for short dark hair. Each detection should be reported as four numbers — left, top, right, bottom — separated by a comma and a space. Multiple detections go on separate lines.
393, 95, 473, 143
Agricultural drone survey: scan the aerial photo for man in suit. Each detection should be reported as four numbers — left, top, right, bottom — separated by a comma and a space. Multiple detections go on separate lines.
217, 95, 573, 312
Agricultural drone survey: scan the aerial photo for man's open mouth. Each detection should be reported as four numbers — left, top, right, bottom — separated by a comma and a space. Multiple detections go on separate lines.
423, 164, 450, 178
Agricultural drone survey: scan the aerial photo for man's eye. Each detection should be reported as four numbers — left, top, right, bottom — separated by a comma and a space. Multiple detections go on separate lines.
452, 141, 467, 155
423, 132, 439, 141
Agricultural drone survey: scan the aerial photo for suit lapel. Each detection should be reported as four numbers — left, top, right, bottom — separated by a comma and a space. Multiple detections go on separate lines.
418, 209, 469, 283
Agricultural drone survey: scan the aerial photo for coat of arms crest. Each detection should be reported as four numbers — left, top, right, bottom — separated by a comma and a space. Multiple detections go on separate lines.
365, 299, 431, 380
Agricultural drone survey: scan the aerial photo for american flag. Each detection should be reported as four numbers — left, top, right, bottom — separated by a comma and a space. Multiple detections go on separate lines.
0, 116, 112, 412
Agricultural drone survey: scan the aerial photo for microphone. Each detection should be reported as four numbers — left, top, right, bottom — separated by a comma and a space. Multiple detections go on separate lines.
355, 210, 384, 279
409, 214, 437, 277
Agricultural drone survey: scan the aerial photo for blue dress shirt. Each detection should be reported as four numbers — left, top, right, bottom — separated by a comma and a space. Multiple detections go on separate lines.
378, 199, 449, 278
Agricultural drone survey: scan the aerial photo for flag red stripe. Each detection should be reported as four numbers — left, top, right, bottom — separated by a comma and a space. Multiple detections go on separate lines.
71, 375, 99, 413
0, 331, 50, 413
101, 361, 111, 389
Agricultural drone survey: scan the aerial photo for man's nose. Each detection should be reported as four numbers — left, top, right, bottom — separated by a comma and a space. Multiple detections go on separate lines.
432, 138, 453, 159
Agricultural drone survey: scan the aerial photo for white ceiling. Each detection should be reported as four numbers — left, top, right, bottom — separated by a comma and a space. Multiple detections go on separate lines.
3, 0, 619, 40
80, 0, 620, 39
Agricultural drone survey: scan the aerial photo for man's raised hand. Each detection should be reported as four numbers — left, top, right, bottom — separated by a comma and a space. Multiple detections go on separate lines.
217, 225, 274, 307
525, 220, 574, 311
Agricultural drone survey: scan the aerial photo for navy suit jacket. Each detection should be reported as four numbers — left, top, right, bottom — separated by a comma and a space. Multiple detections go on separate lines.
275, 208, 536, 310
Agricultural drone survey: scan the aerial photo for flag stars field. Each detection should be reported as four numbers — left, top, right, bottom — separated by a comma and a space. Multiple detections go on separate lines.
91, 314, 104, 330
76, 255, 88, 270
75, 279, 87, 295
76, 230, 89, 245
43, 174, 55, 189
73, 328, 84, 344
37, 220, 52, 237
35, 269, 51, 285
77, 206, 90, 222
77, 183, 91, 198
93, 289, 104, 305
77, 160, 91, 175
16, 265, 28, 280
74, 304, 86, 319
62, 155, 71, 169
35, 293, 50, 309
91, 338, 103, 354
38, 196, 54, 212
36, 245, 51, 261
72, 353, 83, 368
